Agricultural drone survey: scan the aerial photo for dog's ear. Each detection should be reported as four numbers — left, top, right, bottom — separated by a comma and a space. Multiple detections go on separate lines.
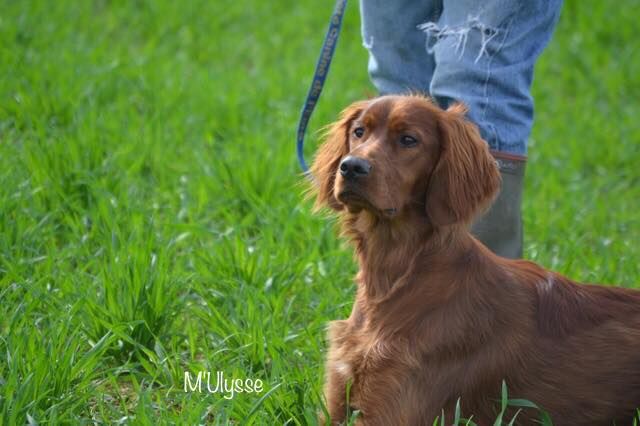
425, 103, 501, 227
310, 100, 368, 211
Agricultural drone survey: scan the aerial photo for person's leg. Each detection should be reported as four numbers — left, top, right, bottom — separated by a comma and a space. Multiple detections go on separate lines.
424, 0, 562, 258
359, 0, 441, 95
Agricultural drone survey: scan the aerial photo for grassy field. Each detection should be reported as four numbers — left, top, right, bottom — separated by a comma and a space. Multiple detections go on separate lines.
1, 0, 639, 424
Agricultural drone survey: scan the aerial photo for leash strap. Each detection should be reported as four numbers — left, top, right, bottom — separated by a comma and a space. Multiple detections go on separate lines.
296, 0, 348, 179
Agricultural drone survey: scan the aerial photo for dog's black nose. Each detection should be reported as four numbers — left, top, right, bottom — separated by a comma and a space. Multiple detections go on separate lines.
339, 156, 371, 179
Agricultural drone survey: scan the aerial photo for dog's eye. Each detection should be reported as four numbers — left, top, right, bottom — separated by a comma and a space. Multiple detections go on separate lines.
353, 127, 365, 138
399, 135, 418, 147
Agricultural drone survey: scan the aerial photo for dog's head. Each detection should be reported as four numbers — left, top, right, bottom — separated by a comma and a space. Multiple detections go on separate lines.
310, 95, 501, 227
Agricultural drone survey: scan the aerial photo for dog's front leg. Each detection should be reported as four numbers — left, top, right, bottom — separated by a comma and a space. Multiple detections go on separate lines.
321, 360, 351, 425
320, 320, 354, 425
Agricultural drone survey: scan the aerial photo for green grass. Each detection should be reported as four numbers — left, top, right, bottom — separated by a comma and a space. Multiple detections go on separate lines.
0, 0, 638, 423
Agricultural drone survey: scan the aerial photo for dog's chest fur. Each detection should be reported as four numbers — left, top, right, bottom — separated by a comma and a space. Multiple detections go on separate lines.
327, 319, 402, 410
326, 300, 443, 422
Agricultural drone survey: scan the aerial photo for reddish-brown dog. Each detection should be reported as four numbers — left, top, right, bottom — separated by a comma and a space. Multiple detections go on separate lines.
310, 95, 640, 425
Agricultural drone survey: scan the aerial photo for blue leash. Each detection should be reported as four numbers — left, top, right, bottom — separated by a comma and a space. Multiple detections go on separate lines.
296, 0, 348, 179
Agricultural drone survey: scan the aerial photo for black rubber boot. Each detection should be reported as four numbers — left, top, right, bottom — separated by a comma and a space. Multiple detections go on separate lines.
471, 152, 526, 259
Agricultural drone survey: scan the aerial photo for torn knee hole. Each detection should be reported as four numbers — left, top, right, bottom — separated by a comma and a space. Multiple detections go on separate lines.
417, 16, 500, 63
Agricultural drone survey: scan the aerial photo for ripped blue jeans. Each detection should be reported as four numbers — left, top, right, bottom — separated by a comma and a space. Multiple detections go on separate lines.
360, 0, 562, 155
